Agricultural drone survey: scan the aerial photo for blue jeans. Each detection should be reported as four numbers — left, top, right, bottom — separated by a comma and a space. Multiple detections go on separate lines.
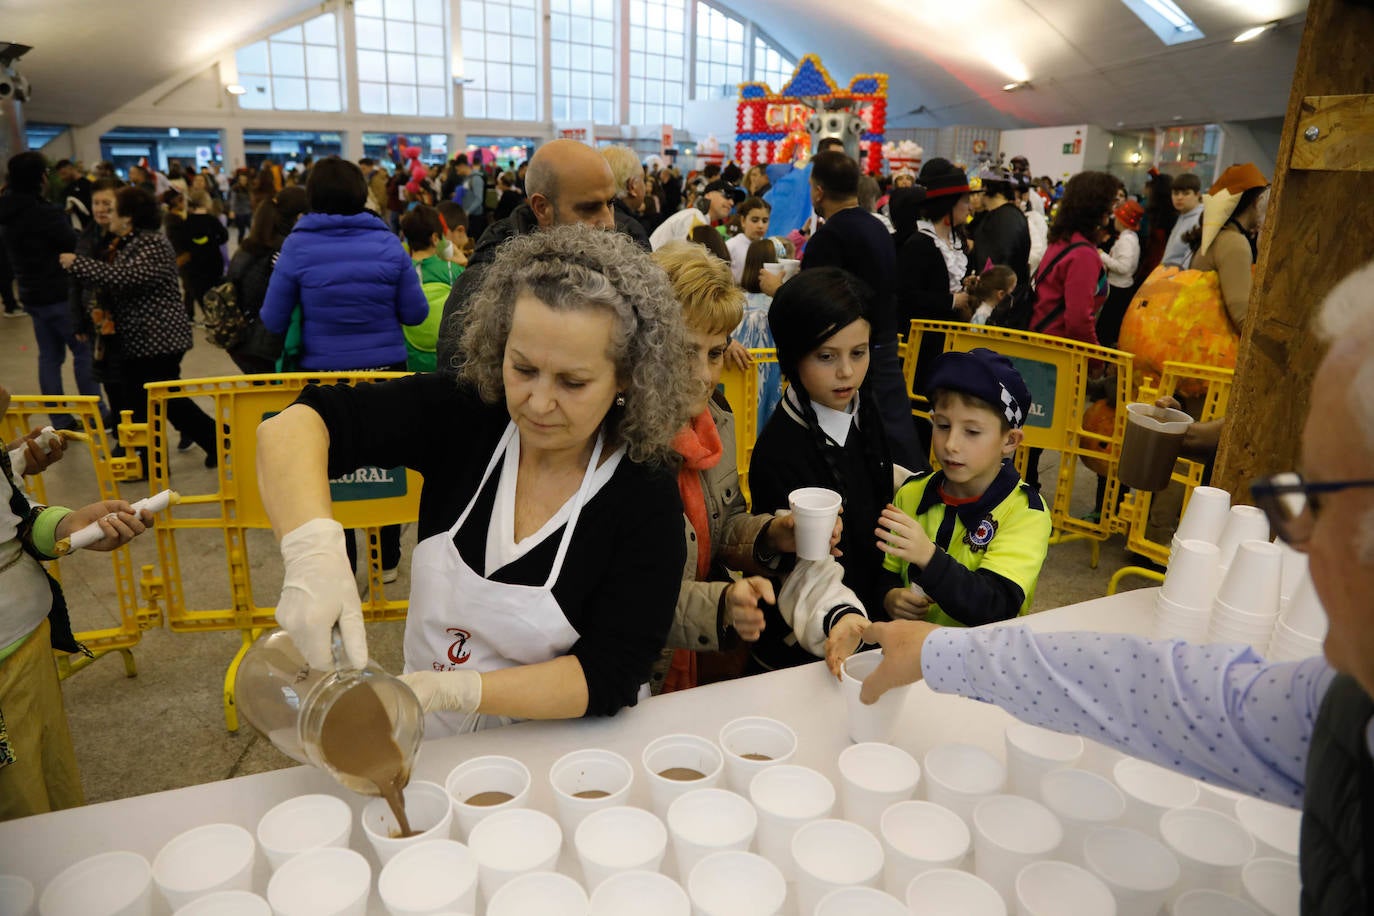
25, 299, 104, 428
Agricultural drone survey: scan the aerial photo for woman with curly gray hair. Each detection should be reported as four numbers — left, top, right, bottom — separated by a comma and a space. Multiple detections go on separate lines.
257, 225, 692, 737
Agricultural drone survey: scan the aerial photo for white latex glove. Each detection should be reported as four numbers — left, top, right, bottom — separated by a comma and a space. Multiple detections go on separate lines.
275, 518, 367, 670
399, 670, 483, 715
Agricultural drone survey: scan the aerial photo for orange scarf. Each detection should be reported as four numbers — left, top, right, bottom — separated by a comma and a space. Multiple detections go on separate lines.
663, 409, 723, 693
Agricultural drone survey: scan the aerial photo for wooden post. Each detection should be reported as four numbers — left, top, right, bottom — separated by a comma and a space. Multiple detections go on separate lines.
1212, 0, 1374, 498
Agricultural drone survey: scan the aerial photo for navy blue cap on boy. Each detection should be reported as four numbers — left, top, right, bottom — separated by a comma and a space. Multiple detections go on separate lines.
924, 348, 1033, 429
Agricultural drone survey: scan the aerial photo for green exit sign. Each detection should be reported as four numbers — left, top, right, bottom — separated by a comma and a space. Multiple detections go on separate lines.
1062, 143, 1075, 154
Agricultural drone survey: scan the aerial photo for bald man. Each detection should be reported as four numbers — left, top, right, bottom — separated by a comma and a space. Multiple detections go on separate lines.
435, 139, 619, 375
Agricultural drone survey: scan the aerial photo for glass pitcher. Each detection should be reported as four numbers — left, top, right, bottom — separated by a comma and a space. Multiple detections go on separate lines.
235, 628, 425, 798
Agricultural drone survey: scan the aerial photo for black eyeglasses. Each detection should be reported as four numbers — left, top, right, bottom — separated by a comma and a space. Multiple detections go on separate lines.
1250, 472, 1374, 547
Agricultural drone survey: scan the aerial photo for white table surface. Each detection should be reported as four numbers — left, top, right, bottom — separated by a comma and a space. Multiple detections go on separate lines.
0, 588, 1157, 913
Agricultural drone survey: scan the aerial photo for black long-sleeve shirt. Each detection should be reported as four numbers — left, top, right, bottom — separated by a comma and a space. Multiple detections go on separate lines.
802, 207, 899, 342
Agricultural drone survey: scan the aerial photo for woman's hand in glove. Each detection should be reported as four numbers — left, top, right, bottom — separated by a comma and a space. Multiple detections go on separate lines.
274, 518, 368, 670
399, 670, 483, 714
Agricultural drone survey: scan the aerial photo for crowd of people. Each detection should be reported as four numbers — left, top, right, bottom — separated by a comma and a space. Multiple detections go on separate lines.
3, 137, 1371, 912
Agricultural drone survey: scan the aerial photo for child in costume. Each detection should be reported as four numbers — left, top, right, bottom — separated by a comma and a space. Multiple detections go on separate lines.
876, 348, 1051, 627
400, 205, 462, 373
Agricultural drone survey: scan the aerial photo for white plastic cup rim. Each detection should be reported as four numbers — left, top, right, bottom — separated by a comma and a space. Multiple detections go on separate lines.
667, 787, 758, 848
171, 889, 270, 915
687, 851, 786, 916
1113, 758, 1201, 809
588, 870, 690, 915
642, 734, 724, 789
574, 805, 668, 871
361, 781, 453, 861
445, 755, 531, 811
923, 744, 1005, 796
838, 742, 921, 794
265, 847, 371, 916
815, 885, 907, 915
1005, 723, 1085, 764
788, 487, 842, 515
467, 807, 563, 872
904, 868, 1006, 916
748, 764, 836, 821
549, 748, 634, 806
39, 850, 151, 916
1173, 889, 1269, 915
1082, 825, 1181, 892
1241, 857, 1300, 914
1234, 798, 1301, 859
1159, 807, 1255, 866
972, 795, 1063, 855
377, 839, 477, 914
790, 818, 884, 886
762, 263, 785, 275
880, 800, 971, 863
152, 823, 255, 898
1213, 598, 1281, 623
486, 871, 588, 916
1038, 768, 1127, 824
256, 794, 352, 867
1156, 592, 1214, 617
718, 716, 797, 759
1014, 860, 1116, 916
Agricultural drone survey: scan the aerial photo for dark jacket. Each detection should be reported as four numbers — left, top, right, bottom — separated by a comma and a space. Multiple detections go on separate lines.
0, 189, 77, 306
613, 199, 651, 251
1300, 674, 1372, 914
64, 230, 193, 360
259, 211, 429, 371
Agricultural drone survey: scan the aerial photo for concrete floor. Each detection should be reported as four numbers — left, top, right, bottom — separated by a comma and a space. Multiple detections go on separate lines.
0, 310, 1151, 807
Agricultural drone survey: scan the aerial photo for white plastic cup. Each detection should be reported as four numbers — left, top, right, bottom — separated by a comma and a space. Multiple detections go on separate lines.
1037, 769, 1126, 866
1235, 796, 1301, 861
588, 870, 689, 916
1160, 538, 1223, 608
1175, 486, 1232, 545
1275, 540, 1308, 600
265, 847, 371, 916
779, 258, 802, 279
718, 716, 797, 793
171, 890, 270, 916
666, 787, 758, 878
573, 806, 668, 890
1241, 858, 1299, 916
748, 764, 836, 879
256, 794, 354, 871
1079, 738, 1127, 780
1279, 574, 1328, 639
762, 263, 785, 277
1082, 826, 1180, 916
1159, 807, 1255, 899
548, 748, 634, 835
1112, 758, 1200, 839
361, 780, 454, 866
790, 819, 884, 916
486, 871, 588, 916
467, 807, 563, 901
837, 742, 920, 834
922, 743, 1006, 828
905, 868, 1006, 916
814, 885, 906, 916
377, 839, 478, 916
0, 875, 36, 916
1004, 723, 1084, 797
840, 651, 909, 744
1215, 540, 1283, 616
152, 823, 256, 911
1267, 621, 1324, 661
38, 851, 153, 916
1173, 889, 1267, 915
1216, 506, 1270, 571
1014, 860, 1116, 916
444, 755, 531, 840
687, 851, 786, 916
971, 795, 1063, 906
879, 800, 970, 897
641, 733, 724, 817
789, 487, 842, 561
1196, 781, 1248, 817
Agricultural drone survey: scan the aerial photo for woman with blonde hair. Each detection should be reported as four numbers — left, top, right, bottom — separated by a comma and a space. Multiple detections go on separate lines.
257, 225, 694, 736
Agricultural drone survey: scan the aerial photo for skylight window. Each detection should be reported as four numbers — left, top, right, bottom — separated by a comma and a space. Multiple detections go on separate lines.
1119, 0, 1204, 45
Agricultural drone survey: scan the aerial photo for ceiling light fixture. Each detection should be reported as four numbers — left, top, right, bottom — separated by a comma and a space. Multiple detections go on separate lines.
1234, 21, 1278, 42
1129, 151, 1143, 165
225, 84, 247, 95
1137, 0, 1195, 32
1002, 81, 1031, 92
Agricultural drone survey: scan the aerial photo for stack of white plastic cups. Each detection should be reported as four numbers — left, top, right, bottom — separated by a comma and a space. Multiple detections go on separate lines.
1208, 540, 1283, 653
1171, 486, 1232, 557
1267, 572, 1327, 661
1153, 539, 1222, 641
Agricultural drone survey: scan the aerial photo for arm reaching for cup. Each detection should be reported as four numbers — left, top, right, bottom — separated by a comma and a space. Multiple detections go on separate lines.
858, 619, 941, 705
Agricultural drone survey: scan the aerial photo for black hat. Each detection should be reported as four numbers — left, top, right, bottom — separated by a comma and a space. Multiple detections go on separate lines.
924, 348, 1033, 428
704, 179, 746, 204
916, 157, 971, 199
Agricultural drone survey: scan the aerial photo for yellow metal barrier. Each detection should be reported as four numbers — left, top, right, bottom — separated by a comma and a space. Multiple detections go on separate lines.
1107, 361, 1234, 595
2, 395, 146, 678
126, 373, 422, 729
902, 321, 1134, 555
719, 348, 778, 506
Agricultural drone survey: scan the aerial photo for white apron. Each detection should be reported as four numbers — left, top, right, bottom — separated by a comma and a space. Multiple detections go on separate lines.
404, 421, 604, 737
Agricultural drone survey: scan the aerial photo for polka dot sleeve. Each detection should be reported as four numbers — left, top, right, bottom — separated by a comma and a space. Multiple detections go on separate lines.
921, 626, 1333, 806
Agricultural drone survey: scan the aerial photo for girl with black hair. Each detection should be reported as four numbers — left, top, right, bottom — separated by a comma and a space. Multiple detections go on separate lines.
746, 267, 896, 672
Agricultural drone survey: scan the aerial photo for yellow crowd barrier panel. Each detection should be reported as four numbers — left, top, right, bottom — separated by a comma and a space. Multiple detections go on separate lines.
2, 395, 146, 678
718, 348, 778, 506
902, 320, 1134, 557
1107, 361, 1234, 594
122, 373, 422, 729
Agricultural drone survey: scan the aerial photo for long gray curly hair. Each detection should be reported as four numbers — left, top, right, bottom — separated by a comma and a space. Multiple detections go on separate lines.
459, 224, 693, 466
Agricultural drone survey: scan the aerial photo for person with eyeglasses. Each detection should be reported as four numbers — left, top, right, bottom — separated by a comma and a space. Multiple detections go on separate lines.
859, 260, 1374, 914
